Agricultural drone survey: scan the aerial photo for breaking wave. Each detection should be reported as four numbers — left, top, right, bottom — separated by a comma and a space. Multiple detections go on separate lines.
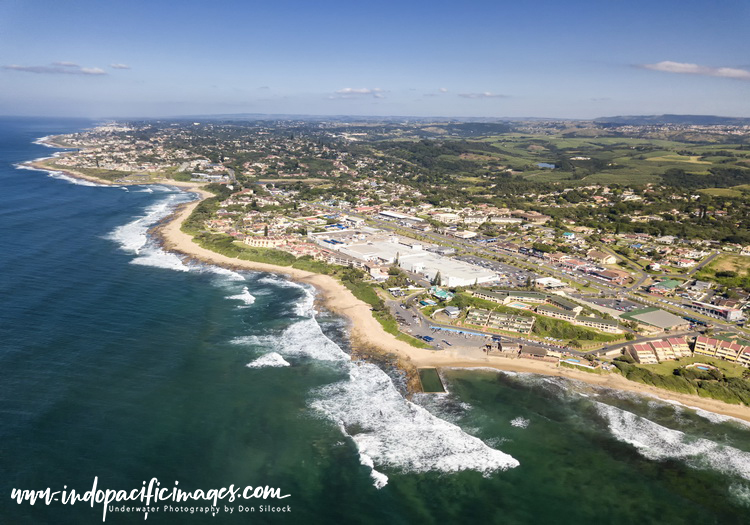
596, 402, 750, 481
228, 286, 256, 306
15, 161, 108, 187
246, 353, 290, 368
107, 193, 194, 271
312, 362, 519, 485
229, 279, 520, 486
104, 190, 520, 489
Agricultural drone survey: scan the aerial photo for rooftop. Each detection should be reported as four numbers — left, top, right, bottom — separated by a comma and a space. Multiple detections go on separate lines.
622, 308, 687, 329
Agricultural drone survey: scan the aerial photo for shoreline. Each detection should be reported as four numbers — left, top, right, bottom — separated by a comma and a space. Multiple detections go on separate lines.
152, 186, 750, 423
21, 146, 750, 423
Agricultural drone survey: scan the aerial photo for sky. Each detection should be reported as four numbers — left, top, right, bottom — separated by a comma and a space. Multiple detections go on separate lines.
0, 0, 748, 119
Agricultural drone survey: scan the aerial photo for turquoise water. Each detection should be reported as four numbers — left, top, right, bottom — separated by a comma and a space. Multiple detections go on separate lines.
1, 117, 750, 524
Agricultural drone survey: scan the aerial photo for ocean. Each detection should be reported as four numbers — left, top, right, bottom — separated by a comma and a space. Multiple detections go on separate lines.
1, 116, 749, 524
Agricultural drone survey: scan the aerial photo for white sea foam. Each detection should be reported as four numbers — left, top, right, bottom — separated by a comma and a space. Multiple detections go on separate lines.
107, 193, 193, 271
247, 318, 350, 362
693, 408, 750, 428
258, 275, 303, 289
510, 417, 530, 429
311, 362, 519, 478
15, 162, 107, 187
596, 402, 750, 481
357, 451, 389, 489
729, 483, 750, 507
228, 286, 256, 306
33, 136, 56, 147
230, 335, 263, 346
246, 353, 290, 369
207, 266, 246, 281
106, 198, 518, 485
294, 285, 317, 317
130, 251, 190, 272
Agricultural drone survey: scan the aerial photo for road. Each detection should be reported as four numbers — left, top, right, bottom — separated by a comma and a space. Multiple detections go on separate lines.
313, 204, 747, 338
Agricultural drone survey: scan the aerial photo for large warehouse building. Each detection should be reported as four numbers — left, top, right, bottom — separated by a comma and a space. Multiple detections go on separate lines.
310, 231, 498, 287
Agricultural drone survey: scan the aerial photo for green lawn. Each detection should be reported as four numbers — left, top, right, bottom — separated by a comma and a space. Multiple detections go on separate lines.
640, 355, 746, 378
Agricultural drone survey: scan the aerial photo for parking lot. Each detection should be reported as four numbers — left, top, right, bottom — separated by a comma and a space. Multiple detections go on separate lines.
454, 254, 540, 288
572, 295, 640, 313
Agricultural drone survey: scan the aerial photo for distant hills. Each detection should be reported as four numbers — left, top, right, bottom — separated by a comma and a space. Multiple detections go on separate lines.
119, 112, 750, 126
594, 114, 750, 126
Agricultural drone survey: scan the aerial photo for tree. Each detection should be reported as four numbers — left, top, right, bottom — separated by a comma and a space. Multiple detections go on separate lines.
431, 271, 442, 286
263, 225, 269, 237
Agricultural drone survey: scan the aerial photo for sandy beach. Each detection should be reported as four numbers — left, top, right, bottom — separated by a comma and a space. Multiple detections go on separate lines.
147, 186, 750, 423
24, 153, 750, 423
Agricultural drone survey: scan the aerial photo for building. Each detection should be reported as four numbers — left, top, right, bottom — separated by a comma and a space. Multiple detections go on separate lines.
485, 313, 535, 334
342, 215, 365, 228
534, 277, 566, 289
536, 304, 577, 322
465, 308, 535, 334
693, 336, 750, 366
452, 230, 478, 239
649, 340, 676, 361
587, 249, 617, 265
620, 308, 690, 332
313, 232, 499, 287
690, 301, 744, 322
444, 306, 461, 319
426, 246, 456, 256
594, 269, 630, 285
577, 316, 620, 334
472, 289, 507, 304
519, 345, 553, 361
546, 296, 583, 316
693, 336, 719, 357
715, 339, 743, 362
513, 211, 551, 224
490, 341, 521, 356
649, 279, 681, 295
666, 337, 692, 358
378, 210, 424, 223
688, 280, 712, 293
472, 289, 547, 305
430, 286, 455, 301
628, 343, 659, 364
244, 235, 292, 248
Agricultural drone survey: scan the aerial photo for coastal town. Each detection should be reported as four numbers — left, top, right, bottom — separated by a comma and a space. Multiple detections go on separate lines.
34, 117, 750, 403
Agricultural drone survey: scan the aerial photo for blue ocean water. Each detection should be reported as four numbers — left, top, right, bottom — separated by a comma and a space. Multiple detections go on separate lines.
1, 117, 750, 524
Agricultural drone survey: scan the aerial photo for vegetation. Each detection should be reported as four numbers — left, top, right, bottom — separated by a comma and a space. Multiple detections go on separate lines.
613, 357, 750, 404
560, 361, 605, 374
457, 293, 621, 343
696, 254, 750, 291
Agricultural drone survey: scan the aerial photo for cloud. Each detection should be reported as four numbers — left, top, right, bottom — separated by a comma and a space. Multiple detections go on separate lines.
330, 87, 385, 99
3, 62, 107, 75
458, 91, 508, 99
640, 61, 750, 80
439, 87, 448, 93
110, 63, 131, 70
